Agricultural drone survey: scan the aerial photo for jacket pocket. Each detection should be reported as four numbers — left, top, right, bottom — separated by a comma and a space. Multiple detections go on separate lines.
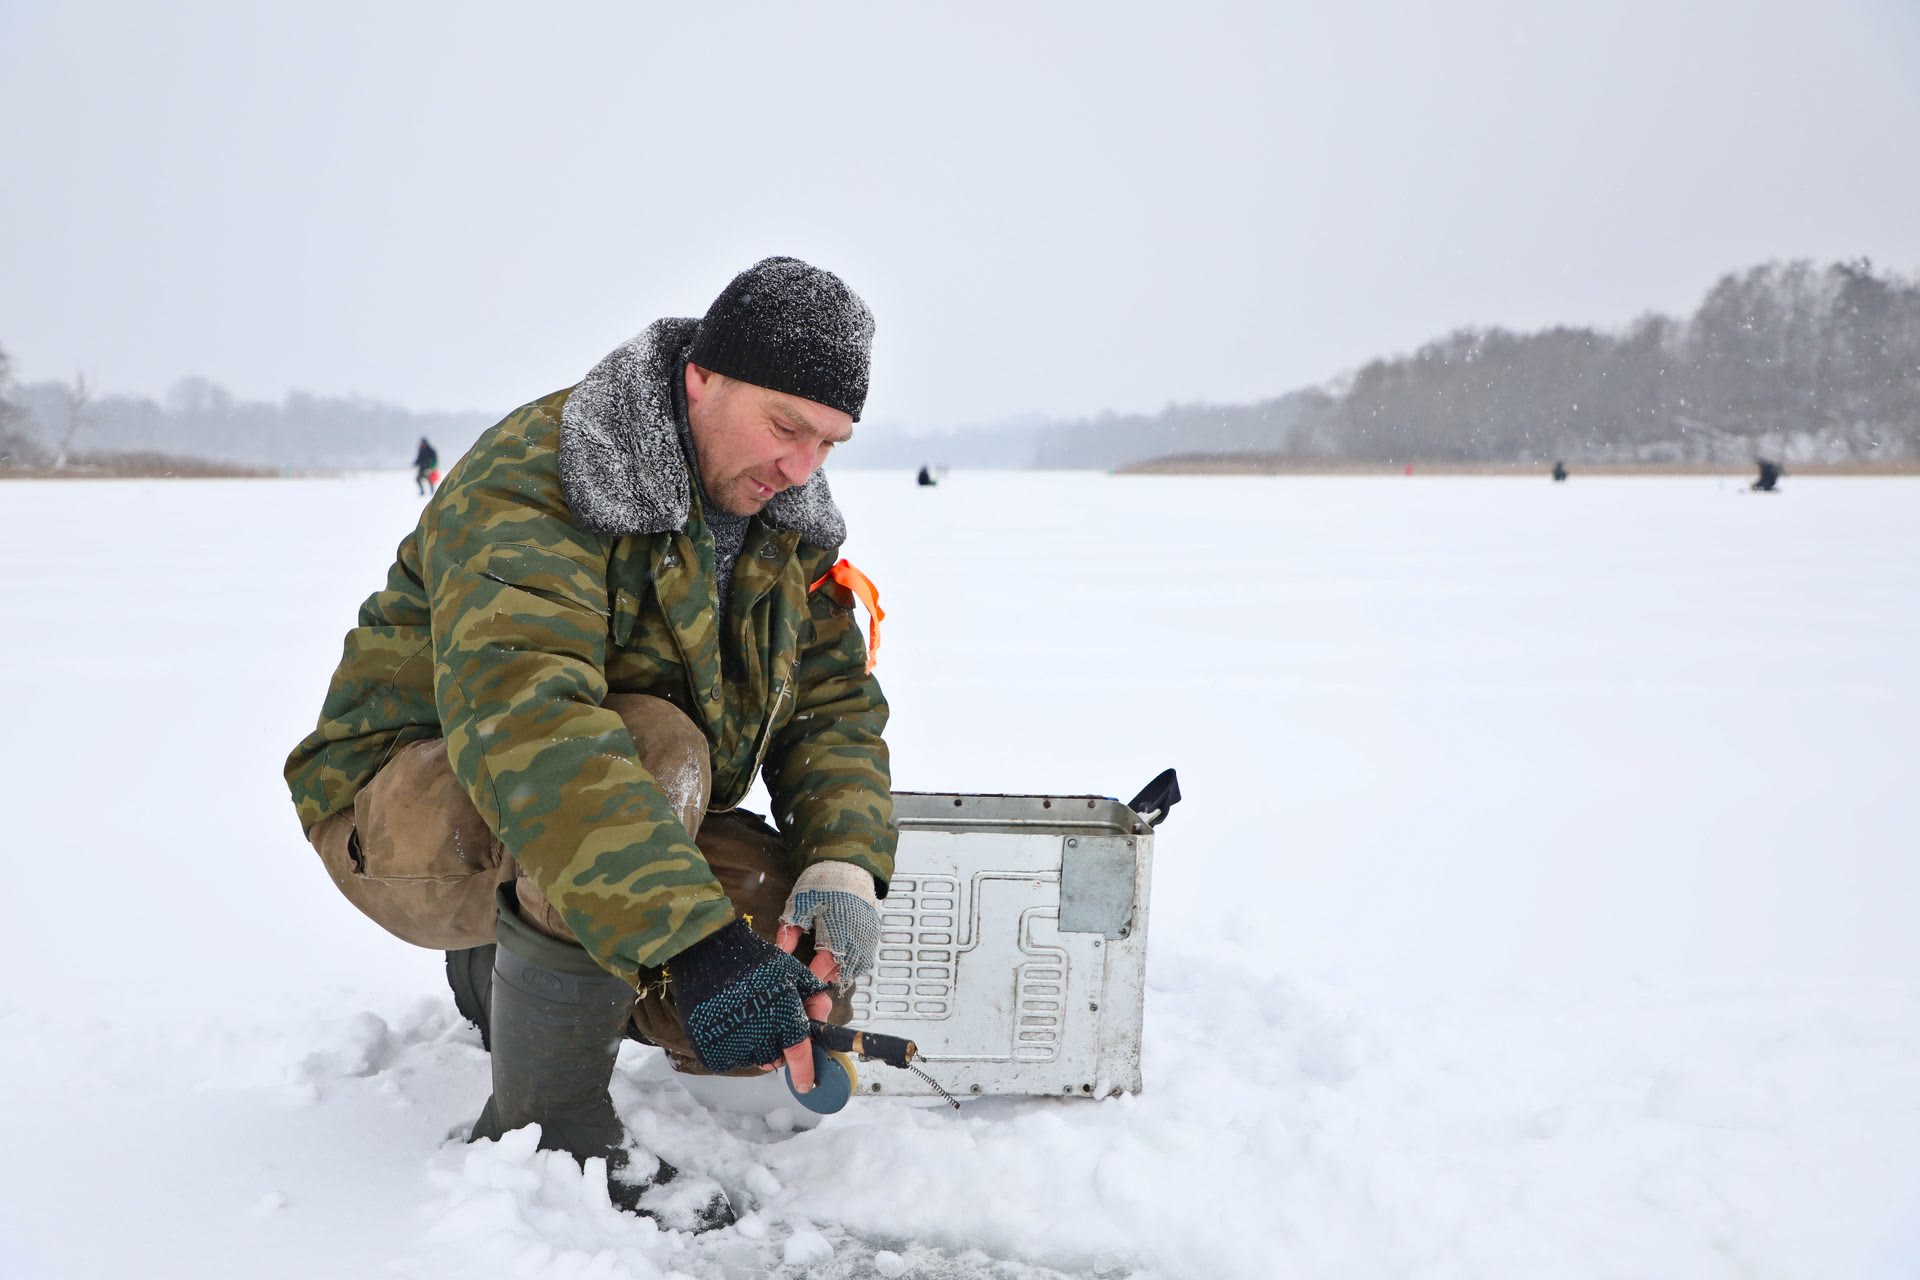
476, 543, 601, 611
306, 739, 508, 950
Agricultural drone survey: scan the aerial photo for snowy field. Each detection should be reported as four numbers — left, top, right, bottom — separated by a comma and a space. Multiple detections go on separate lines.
1, 469, 1917, 1280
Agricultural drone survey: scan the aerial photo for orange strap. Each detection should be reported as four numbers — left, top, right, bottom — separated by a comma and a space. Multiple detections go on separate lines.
809, 558, 884, 672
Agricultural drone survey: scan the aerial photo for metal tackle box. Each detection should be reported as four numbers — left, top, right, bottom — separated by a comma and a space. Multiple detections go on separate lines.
845, 785, 1168, 1101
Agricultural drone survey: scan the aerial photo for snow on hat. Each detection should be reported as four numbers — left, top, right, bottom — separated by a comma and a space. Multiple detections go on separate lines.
688, 257, 874, 421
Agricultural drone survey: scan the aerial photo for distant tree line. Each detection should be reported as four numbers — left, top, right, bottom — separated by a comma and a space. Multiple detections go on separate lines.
1287, 258, 1920, 465
879, 258, 1920, 470
2, 368, 494, 472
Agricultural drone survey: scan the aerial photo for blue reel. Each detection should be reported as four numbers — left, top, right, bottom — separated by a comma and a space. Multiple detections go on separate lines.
785, 1039, 855, 1115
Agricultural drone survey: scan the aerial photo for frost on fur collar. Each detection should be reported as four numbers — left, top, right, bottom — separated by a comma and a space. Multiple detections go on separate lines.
557, 316, 848, 548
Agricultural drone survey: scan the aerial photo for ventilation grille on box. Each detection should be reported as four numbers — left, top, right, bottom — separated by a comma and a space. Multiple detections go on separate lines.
1012, 907, 1067, 1063
849, 875, 957, 1021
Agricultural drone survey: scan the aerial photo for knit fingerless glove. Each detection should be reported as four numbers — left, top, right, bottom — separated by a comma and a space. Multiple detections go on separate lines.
670, 920, 831, 1074
780, 861, 882, 988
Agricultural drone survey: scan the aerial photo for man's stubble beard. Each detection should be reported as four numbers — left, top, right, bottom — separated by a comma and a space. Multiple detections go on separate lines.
712, 471, 776, 517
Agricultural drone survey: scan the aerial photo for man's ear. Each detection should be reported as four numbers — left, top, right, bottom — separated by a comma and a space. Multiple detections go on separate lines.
685, 361, 712, 409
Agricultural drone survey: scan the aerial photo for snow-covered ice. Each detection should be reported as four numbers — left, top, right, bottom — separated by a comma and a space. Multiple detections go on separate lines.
1, 470, 1916, 1279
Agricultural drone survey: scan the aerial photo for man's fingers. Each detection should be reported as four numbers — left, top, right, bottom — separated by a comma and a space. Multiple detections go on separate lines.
781, 1034, 814, 1091
749, 935, 831, 1087
809, 950, 840, 985
778, 926, 839, 987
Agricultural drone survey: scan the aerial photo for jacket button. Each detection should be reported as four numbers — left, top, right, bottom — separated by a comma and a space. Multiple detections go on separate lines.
709, 687, 720, 703
759, 544, 778, 558
663, 554, 679, 568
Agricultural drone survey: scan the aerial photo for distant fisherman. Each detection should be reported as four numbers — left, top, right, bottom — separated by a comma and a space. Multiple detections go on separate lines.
286, 258, 895, 1227
413, 436, 438, 493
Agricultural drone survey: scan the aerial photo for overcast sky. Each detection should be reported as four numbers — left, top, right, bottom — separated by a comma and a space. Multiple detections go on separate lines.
3, 0, 1918, 436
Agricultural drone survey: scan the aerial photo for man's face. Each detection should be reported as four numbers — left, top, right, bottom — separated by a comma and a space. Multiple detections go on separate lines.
683, 363, 854, 516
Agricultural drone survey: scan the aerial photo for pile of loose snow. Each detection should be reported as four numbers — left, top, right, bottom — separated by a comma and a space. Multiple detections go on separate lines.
1, 472, 1915, 1279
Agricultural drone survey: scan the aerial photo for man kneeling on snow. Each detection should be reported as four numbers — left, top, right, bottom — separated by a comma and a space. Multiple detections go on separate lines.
284, 257, 895, 1227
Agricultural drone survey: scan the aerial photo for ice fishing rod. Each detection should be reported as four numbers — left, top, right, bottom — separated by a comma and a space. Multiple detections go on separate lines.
785, 1018, 961, 1114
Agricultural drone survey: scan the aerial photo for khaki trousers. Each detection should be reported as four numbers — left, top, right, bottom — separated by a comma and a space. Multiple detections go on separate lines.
307, 693, 846, 1073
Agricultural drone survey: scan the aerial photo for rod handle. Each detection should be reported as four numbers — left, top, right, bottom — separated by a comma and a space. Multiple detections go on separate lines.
809, 1019, 917, 1069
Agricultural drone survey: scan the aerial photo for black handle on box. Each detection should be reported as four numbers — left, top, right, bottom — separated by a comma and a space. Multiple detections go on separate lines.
1127, 768, 1181, 827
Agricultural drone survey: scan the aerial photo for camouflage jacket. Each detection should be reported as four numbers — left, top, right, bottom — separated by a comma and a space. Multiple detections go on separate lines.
285, 318, 896, 985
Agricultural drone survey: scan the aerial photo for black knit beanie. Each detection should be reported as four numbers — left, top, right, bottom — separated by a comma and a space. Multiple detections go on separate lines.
688, 257, 875, 421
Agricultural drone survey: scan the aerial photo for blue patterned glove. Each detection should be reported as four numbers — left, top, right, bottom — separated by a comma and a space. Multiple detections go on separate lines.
780, 862, 882, 988
670, 921, 831, 1074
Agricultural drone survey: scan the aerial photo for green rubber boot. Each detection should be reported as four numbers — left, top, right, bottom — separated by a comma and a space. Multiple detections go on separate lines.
446, 940, 651, 1053
468, 892, 732, 1228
